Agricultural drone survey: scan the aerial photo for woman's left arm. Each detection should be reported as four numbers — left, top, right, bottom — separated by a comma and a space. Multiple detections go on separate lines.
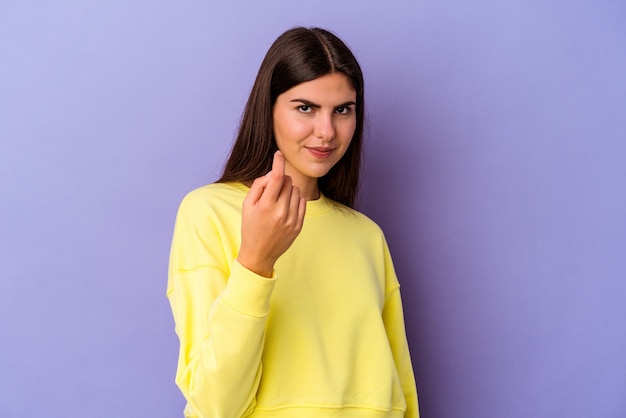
382, 287, 420, 418
381, 240, 420, 418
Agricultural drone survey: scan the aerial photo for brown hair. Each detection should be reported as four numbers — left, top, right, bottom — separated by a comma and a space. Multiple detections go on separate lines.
217, 27, 365, 208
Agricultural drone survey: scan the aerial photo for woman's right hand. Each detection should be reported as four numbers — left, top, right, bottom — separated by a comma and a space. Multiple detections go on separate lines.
237, 151, 307, 277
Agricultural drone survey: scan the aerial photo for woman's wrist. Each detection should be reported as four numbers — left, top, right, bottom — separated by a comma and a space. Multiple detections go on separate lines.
236, 254, 274, 278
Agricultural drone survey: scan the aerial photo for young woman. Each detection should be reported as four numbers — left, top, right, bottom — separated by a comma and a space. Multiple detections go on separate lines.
168, 27, 419, 418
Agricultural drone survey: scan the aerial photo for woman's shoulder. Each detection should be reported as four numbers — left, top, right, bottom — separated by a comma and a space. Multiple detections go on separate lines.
323, 202, 386, 239
354, 209, 387, 239
177, 182, 248, 215
181, 182, 247, 203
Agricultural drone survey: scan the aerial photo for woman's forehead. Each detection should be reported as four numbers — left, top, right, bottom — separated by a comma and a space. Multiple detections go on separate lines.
280, 73, 356, 103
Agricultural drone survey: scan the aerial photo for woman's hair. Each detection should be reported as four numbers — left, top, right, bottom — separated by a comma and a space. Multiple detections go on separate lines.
217, 27, 365, 208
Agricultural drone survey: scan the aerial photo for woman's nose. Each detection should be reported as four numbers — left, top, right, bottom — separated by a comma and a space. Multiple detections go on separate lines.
314, 113, 335, 141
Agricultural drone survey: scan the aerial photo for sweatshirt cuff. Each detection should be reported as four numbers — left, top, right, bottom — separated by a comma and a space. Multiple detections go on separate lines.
220, 260, 277, 317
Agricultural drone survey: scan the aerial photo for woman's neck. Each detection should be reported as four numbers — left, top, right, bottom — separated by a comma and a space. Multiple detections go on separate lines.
296, 179, 320, 201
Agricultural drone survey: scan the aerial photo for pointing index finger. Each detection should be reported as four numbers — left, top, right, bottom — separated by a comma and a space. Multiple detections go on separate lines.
263, 150, 286, 202
273, 150, 285, 175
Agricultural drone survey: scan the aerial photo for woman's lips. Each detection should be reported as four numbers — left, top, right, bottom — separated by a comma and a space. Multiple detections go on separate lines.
307, 147, 333, 159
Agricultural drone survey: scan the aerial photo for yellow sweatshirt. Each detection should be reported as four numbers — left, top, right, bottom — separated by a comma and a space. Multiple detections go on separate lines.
167, 182, 419, 418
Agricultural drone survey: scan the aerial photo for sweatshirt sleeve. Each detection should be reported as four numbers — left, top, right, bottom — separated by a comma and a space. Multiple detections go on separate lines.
383, 288, 420, 418
167, 190, 275, 418
381, 242, 420, 418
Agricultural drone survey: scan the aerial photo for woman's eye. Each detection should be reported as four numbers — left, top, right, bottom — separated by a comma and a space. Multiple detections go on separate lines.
298, 105, 312, 113
335, 106, 351, 115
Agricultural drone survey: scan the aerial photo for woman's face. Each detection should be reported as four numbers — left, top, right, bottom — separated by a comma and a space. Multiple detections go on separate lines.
272, 72, 357, 193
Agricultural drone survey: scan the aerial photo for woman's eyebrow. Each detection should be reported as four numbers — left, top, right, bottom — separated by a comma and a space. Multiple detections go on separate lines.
289, 99, 356, 108
336, 101, 356, 108
290, 99, 321, 108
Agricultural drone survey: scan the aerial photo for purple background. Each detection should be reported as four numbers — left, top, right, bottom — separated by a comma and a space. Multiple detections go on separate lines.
1, 1, 625, 417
